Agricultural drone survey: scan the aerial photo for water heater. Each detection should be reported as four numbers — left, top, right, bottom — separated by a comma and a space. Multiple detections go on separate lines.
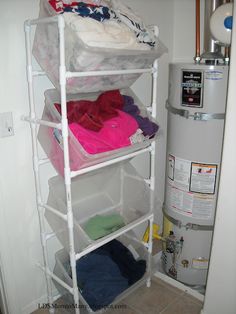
162, 63, 228, 286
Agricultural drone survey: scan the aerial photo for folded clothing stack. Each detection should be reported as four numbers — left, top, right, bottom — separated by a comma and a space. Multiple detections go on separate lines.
73, 239, 146, 310
33, 0, 167, 93
48, 0, 156, 50
54, 89, 159, 154
83, 213, 125, 240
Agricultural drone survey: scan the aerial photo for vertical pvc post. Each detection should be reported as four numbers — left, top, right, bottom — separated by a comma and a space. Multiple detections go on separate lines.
147, 215, 154, 287
57, 15, 80, 314
146, 57, 158, 288
24, 21, 54, 311
150, 27, 159, 196
150, 59, 158, 196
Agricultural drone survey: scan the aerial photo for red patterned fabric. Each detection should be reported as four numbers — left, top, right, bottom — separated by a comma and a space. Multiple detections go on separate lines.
55, 90, 124, 131
49, 0, 100, 13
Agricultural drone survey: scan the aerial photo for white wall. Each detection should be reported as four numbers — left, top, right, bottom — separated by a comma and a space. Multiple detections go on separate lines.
0, 2, 54, 313
201, 3, 236, 314
129, 0, 174, 225
0, 1, 175, 313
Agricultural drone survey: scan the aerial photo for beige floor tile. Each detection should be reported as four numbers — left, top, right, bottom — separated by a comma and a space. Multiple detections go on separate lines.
33, 310, 49, 314
152, 239, 163, 256
123, 278, 182, 314
33, 304, 139, 314
151, 276, 184, 296
32, 278, 202, 314
160, 294, 203, 314
36, 308, 73, 314
182, 293, 203, 307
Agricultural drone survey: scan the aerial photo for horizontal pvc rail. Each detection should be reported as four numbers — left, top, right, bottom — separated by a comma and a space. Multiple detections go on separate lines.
71, 146, 152, 177
25, 16, 58, 26
66, 68, 154, 78
38, 263, 74, 294
42, 203, 68, 221
22, 116, 62, 129
44, 232, 57, 242
32, 70, 46, 76
38, 158, 50, 166
75, 213, 154, 260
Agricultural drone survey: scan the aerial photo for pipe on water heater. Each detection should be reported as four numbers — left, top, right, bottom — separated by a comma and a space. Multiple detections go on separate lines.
195, 0, 201, 62
201, 0, 224, 60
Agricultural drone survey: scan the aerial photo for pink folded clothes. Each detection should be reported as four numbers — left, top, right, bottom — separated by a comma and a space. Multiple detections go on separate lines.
69, 110, 138, 154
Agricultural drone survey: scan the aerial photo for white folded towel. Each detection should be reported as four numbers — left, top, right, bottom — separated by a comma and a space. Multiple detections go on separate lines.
64, 13, 150, 50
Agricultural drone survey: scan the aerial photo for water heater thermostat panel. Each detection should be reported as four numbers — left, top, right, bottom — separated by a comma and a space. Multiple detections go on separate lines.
181, 70, 203, 108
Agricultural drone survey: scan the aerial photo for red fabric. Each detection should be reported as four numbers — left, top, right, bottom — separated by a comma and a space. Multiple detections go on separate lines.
49, 0, 64, 12
55, 90, 124, 132
49, 0, 99, 13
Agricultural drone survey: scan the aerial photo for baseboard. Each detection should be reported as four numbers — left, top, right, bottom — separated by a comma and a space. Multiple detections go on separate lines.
154, 270, 204, 302
21, 288, 59, 314
153, 251, 205, 302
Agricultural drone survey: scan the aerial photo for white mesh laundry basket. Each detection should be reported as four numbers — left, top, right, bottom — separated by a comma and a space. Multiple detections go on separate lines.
33, 0, 167, 93
45, 162, 153, 253
53, 231, 150, 312
38, 88, 160, 176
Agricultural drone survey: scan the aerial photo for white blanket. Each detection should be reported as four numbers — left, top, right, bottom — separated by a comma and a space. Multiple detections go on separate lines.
64, 13, 150, 50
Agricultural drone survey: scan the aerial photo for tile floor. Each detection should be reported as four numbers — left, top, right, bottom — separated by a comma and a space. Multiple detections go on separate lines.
32, 276, 203, 314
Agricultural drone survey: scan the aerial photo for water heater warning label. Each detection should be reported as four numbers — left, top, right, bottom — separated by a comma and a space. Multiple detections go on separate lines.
190, 163, 217, 194
181, 70, 203, 108
166, 155, 217, 220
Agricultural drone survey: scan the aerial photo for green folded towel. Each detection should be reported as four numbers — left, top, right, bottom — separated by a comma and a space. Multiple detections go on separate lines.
84, 213, 125, 240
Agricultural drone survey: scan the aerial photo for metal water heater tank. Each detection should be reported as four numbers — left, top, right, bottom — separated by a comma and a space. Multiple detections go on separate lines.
162, 63, 228, 286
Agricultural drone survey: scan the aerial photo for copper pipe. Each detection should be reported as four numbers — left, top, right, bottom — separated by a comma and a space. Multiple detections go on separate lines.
195, 0, 201, 61
225, 47, 229, 58
225, 46, 230, 63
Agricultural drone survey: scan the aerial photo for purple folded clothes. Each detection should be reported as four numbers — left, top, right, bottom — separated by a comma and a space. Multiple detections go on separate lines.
122, 95, 159, 137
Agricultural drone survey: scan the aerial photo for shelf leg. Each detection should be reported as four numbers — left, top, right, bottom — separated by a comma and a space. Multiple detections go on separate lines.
24, 22, 55, 309
58, 15, 80, 314
146, 58, 159, 288
146, 216, 154, 288
146, 277, 151, 288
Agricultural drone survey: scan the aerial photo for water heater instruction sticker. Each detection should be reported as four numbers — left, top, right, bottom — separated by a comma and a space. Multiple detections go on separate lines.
190, 163, 217, 194
192, 258, 209, 270
166, 154, 217, 219
205, 70, 223, 80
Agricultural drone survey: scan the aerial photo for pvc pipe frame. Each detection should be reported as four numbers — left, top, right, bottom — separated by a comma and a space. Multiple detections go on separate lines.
24, 22, 54, 313
24, 14, 158, 314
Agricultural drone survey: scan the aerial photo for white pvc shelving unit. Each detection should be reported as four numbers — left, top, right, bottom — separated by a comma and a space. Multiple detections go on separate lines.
23, 14, 159, 314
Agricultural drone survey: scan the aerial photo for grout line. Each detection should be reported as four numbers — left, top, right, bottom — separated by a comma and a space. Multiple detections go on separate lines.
154, 271, 204, 302
159, 291, 203, 314
127, 303, 143, 314
158, 291, 186, 314
182, 292, 204, 306
152, 276, 184, 296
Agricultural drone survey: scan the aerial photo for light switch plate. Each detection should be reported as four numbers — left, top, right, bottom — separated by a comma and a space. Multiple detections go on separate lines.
0, 112, 14, 138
